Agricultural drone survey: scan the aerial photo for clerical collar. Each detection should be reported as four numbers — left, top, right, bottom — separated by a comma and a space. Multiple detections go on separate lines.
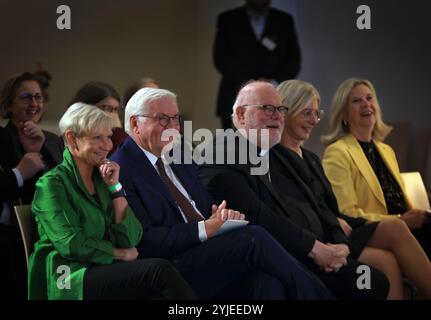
259, 149, 269, 156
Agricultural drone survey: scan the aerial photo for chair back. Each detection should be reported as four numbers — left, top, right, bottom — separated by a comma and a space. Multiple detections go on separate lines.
400, 172, 431, 210
14, 205, 36, 267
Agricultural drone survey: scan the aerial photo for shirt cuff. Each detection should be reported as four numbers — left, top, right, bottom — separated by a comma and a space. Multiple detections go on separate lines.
198, 221, 208, 242
12, 168, 24, 188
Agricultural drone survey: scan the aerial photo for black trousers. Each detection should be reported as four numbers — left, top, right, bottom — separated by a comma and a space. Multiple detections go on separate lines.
170, 225, 331, 300
299, 257, 389, 300
413, 222, 431, 260
0, 224, 27, 300
83, 258, 197, 300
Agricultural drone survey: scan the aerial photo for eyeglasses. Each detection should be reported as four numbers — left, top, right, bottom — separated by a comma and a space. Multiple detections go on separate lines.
98, 104, 122, 113
18, 93, 44, 104
135, 114, 182, 127
299, 109, 324, 122
240, 104, 289, 116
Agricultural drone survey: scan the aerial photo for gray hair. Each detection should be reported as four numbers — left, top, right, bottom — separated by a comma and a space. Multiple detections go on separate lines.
124, 87, 177, 134
59, 102, 114, 145
232, 80, 276, 115
276, 80, 321, 117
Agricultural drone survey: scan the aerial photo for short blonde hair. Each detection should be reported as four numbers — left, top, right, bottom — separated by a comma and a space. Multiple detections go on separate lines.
276, 80, 321, 117
321, 78, 392, 145
59, 103, 114, 145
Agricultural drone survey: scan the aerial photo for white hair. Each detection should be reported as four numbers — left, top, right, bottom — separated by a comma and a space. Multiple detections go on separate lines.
59, 102, 113, 145
231, 81, 276, 115
124, 87, 177, 134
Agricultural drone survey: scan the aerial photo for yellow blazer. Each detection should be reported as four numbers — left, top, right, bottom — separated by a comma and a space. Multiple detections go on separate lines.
322, 134, 412, 221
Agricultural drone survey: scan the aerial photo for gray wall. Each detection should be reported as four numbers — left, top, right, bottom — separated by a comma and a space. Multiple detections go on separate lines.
1, 0, 430, 184
0, 0, 198, 126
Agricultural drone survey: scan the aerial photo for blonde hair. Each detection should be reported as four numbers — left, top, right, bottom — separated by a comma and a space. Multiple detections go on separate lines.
321, 78, 392, 145
59, 103, 114, 145
276, 80, 321, 117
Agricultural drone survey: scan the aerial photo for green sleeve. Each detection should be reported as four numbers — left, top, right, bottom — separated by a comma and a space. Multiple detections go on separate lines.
109, 206, 143, 248
32, 176, 114, 265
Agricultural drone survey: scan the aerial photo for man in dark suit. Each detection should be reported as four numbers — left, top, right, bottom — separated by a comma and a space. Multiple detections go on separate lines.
214, 0, 301, 129
198, 81, 390, 299
110, 87, 331, 300
0, 130, 47, 299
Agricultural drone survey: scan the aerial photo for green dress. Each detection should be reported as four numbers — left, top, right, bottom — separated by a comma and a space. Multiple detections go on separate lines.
28, 148, 143, 300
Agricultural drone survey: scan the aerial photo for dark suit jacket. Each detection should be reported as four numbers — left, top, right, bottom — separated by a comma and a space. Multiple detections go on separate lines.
272, 145, 367, 229
0, 169, 20, 216
110, 137, 214, 258
0, 121, 63, 206
213, 6, 301, 117
198, 134, 348, 257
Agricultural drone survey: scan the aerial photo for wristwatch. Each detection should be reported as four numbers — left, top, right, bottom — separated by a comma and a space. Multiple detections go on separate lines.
110, 188, 127, 199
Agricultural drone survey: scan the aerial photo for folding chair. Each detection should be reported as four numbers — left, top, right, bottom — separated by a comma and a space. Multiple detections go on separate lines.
13, 205, 36, 267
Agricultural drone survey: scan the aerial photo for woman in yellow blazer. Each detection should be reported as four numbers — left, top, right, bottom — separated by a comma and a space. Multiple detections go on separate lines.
277, 79, 431, 299
322, 78, 431, 259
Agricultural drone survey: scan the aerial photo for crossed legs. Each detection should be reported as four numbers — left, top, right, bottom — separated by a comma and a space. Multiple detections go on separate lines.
360, 219, 431, 299
171, 226, 331, 300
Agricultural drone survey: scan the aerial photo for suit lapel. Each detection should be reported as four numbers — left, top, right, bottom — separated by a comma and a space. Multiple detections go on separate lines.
123, 138, 178, 209
271, 147, 320, 209
374, 141, 413, 208
239, 7, 260, 42
344, 135, 386, 207
302, 149, 339, 213
262, 9, 276, 41
5, 121, 23, 160
42, 133, 62, 165
302, 150, 328, 190
170, 163, 208, 216
256, 168, 289, 213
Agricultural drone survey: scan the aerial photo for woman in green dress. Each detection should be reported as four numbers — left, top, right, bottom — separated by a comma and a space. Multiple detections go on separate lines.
28, 102, 196, 300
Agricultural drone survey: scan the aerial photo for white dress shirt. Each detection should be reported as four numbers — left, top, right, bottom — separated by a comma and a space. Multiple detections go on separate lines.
138, 146, 209, 241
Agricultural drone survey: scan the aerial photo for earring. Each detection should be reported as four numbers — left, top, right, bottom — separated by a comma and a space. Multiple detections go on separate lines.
342, 119, 348, 126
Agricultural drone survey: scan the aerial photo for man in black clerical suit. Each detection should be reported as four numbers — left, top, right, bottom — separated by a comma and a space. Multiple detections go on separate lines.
198, 81, 389, 299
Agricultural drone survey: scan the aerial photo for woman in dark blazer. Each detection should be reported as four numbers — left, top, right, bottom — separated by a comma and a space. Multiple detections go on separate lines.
0, 72, 64, 298
276, 79, 431, 299
0, 72, 64, 204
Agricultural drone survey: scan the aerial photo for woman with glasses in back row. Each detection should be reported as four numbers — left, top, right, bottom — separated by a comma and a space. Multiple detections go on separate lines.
0, 72, 64, 298
69, 81, 128, 156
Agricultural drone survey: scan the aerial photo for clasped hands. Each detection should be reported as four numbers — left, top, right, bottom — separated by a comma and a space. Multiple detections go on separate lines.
308, 240, 350, 273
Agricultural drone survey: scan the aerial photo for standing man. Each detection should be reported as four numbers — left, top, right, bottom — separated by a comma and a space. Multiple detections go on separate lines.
110, 87, 331, 300
214, 0, 301, 129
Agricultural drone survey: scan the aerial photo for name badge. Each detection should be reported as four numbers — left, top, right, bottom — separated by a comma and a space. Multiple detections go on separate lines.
261, 37, 277, 51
